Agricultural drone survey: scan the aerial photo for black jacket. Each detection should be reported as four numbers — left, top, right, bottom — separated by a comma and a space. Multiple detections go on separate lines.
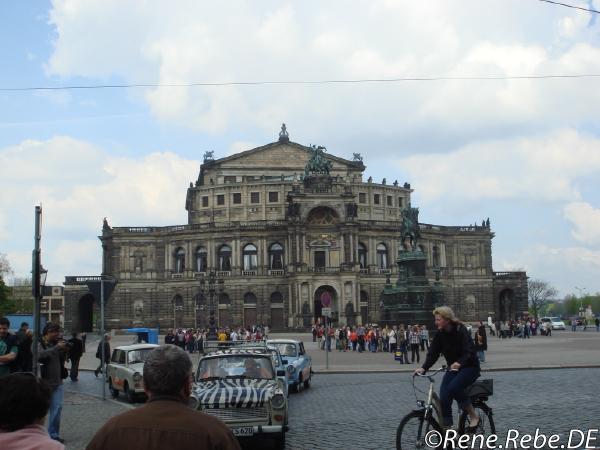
96, 341, 111, 363
68, 337, 84, 359
422, 323, 480, 372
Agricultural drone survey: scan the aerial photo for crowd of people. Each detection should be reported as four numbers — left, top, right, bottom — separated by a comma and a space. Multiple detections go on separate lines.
311, 323, 432, 363
491, 318, 551, 338
164, 325, 270, 353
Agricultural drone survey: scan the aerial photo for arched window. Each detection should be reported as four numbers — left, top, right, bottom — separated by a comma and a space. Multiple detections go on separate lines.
358, 243, 367, 269
269, 243, 284, 270
244, 292, 257, 305
270, 291, 283, 303
195, 246, 207, 272
432, 246, 440, 267
218, 293, 230, 305
243, 244, 258, 271
377, 243, 388, 269
174, 247, 185, 273
218, 244, 232, 271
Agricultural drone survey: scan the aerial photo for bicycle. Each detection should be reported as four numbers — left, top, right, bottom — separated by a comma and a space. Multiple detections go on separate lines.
396, 366, 495, 450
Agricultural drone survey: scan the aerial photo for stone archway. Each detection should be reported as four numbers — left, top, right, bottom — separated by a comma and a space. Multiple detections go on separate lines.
499, 289, 515, 321
78, 294, 95, 332
314, 285, 338, 324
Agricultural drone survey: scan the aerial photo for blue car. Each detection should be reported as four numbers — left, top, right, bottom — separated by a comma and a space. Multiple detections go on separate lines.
267, 339, 312, 393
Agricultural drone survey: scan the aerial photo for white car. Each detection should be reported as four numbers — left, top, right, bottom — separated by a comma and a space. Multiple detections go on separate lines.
541, 317, 566, 330
106, 344, 158, 403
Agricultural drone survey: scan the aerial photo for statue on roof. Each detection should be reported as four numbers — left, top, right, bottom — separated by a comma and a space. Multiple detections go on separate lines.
203, 150, 214, 163
304, 145, 332, 177
279, 123, 290, 142
103, 217, 110, 231
352, 152, 363, 163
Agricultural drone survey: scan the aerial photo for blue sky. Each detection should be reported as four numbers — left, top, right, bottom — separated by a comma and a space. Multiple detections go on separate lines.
1, 0, 600, 298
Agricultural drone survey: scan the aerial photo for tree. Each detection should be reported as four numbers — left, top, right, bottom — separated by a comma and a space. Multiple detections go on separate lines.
0, 275, 17, 317
528, 279, 558, 319
0, 253, 13, 279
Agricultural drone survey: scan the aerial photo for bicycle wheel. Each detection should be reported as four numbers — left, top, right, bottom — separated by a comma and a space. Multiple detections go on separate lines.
396, 410, 444, 450
458, 403, 495, 435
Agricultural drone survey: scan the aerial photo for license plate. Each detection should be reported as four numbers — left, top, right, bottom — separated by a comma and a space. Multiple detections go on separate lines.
232, 427, 254, 437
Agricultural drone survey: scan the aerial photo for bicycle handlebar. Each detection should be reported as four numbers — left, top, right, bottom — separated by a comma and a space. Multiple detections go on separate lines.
413, 366, 454, 378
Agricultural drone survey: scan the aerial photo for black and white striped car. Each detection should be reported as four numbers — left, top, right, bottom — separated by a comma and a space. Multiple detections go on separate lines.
191, 349, 288, 449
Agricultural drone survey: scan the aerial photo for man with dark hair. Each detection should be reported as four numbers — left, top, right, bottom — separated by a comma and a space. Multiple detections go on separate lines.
38, 322, 69, 443
87, 345, 239, 450
94, 334, 111, 377
15, 322, 33, 373
0, 373, 64, 449
0, 317, 18, 377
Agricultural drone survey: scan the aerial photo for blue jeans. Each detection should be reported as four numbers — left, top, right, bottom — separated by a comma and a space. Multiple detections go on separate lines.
48, 384, 64, 439
477, 350, 485, 362
439, 367, 480, 426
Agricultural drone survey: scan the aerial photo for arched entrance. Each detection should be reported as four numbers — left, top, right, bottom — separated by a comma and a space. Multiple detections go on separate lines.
78, 294, 95, 332
243, 292, 257, 328
498, 289, 515, 321
314, 285, 338, 324
194, 294, 207, 329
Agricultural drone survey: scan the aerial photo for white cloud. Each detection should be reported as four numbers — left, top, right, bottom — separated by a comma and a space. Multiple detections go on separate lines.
44, 0, 600, 139
396, 129, 600, 204
0, 136, 198, 281
500, 244, 600, 296
563, 202, 600, 246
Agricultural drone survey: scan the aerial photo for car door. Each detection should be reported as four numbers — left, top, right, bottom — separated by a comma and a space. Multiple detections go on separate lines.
298, 342, 311, 380
114, 350, 127, 391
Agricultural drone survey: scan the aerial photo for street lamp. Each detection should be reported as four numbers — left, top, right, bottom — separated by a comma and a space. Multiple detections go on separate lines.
575, 286, 587, 317
199, 272, 224, 340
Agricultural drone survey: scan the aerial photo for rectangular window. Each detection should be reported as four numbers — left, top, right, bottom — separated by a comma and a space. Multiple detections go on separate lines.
217, 194, 225, 205
232, 193, 242, 204
250, 192, 260, 204
374, 194, 381, 205
268, 191, 279, 202
359, 193, 366, 204
224, 176, 236, 183
398, 197, 404, 208
202, 196, 209, 207
387, 195, 393, 206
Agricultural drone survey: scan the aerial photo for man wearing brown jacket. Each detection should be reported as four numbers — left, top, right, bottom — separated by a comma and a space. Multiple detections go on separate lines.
86, 345, 239, 450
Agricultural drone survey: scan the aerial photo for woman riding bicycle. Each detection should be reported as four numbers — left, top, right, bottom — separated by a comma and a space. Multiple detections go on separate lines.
414, 306, 481, 431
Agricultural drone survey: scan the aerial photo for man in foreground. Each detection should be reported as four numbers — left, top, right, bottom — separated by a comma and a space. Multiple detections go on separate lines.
86, 345, 240, 450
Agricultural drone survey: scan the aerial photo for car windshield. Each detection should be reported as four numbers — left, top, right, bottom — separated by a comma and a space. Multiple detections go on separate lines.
550, 318, 561, 322
197, 355, 274, 380
128, 348, 153, 364
272, 343, 297, 357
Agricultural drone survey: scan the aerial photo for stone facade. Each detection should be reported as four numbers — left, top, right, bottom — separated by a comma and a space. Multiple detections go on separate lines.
64, 130, 527, 332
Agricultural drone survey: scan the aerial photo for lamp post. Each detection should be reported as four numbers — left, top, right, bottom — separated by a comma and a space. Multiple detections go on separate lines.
31, 206, 48, 377
575, 286, 587, 318
199, 271, 224, 341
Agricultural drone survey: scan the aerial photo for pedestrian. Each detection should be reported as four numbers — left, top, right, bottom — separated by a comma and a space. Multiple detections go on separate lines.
67, 332, 84, 382
350, 328, 358, 351
164, 329, 176, 345
0, 372, 64, 450
398, 328, 409, 364
420, 325, 429, 351
81, 332, 87, 352
15, 322, 31, 371
409, 326, 421, 363
86, 345, 240, 450
475, 328, 486, 363
596, 317, 599, 332
38, 322, 69, 443
0, 318, 19, 377
477, 322, 487, 355
94, 334, 111, 378
312, 324, 317, 342
357, 325, 366, 353
388, 326, 397, 353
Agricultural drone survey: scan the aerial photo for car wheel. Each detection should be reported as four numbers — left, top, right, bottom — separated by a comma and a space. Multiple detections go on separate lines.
108, 378, 119, 399
303, 376, 310, 389
273, 431, 286, 450
124, 382, 135, 403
